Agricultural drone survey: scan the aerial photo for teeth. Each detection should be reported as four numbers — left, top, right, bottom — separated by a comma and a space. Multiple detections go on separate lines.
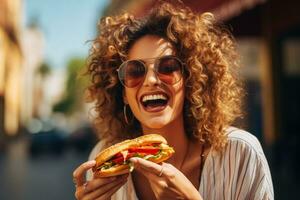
142, 94, 167, 102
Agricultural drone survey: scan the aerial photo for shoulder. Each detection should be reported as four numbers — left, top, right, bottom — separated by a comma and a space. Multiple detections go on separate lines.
224, 127, 266, 159
208, 126, 270, 174
224, 127, 273, 188
224, 127, 274, 198
226, 126, 260, 144
202, 127, 274, 198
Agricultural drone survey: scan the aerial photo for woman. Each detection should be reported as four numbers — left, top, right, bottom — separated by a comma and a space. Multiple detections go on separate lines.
73, 2, 274, 200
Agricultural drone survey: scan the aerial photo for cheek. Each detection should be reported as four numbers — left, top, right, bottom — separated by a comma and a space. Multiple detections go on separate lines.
125, 89, 139, 108
173, 82, 185, 106
174, 89, 185, 114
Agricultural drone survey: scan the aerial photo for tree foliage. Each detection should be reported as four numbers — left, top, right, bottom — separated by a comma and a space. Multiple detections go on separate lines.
53, 57, 88, 115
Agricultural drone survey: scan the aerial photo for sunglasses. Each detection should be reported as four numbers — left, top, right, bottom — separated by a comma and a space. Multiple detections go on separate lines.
117, 55, 184, 88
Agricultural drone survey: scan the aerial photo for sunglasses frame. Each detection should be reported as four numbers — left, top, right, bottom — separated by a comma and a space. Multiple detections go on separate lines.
117, 55, 184, 88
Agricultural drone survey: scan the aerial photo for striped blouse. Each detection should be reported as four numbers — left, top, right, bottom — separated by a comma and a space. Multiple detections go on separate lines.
87, 127, 274, 200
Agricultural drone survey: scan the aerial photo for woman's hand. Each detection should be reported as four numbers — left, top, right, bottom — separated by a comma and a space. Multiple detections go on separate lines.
73, 160, 128, 200
130, 157, 202, 200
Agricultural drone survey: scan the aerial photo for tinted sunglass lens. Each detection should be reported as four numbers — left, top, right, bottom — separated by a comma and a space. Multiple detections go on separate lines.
157, 57, 182, 84
122, 60, 145, 87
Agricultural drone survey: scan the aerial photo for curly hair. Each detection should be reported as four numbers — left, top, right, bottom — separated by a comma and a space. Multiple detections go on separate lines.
86, 2, 243, 150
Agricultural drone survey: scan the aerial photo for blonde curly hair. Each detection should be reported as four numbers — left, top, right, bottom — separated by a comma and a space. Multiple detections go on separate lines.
86, 2, 243, 150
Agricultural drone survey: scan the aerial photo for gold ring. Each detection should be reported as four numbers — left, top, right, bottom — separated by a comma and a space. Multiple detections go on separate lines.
83, 182, 88, 189
158, 166, 164, 177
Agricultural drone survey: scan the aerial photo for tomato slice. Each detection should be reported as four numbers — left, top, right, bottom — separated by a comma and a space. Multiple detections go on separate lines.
111, 156, 123, 164
128, 147, 160, 154
110, 147, 160, 164
113, 152, 123, 158
111, 152, 140, 164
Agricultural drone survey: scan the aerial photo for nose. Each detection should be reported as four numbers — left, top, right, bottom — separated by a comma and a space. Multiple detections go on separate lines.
142, 64, 161, 86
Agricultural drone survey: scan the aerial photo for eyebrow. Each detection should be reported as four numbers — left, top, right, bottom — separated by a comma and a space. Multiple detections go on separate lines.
130, 55, 176, 63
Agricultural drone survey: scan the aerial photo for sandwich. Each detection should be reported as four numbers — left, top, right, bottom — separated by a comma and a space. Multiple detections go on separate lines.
92, 134, 175, 177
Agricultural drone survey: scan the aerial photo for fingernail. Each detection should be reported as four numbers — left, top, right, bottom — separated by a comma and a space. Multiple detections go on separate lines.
88, 160, 96, 165
129, 158, 137, 163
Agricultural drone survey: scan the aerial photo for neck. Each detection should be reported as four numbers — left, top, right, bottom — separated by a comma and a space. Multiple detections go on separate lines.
141, 115, 189, 169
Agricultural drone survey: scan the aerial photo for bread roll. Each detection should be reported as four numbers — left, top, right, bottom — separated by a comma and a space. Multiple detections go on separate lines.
92, 134, 174, 177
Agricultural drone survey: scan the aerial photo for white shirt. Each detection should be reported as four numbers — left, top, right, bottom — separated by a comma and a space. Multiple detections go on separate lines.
87, 127, 274, 200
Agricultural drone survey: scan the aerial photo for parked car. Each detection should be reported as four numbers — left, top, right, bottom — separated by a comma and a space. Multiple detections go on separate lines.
67, 124, 98, 153
28, 128, 67, 157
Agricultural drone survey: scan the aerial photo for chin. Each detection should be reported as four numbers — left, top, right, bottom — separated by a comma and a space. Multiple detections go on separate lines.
142, 116, 172, 129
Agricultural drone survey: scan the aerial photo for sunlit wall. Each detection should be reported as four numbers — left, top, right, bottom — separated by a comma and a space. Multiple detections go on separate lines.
0, 0, 23, 136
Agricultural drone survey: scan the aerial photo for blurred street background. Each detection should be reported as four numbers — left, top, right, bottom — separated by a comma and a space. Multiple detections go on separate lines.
0, 0, 299, 199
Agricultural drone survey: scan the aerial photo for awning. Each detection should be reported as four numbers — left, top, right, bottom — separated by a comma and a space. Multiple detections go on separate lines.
182, 0, 267, 21
123, 0, 267, 21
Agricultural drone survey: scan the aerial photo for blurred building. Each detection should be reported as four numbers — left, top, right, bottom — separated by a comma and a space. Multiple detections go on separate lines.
21, 25, 45, 125
0, 0, 23, 136
0, 0, 46, 137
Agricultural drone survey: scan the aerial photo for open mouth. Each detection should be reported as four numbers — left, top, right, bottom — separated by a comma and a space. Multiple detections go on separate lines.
140, 93, 169, 112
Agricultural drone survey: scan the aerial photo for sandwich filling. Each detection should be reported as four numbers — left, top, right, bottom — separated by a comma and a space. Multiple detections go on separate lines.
97, 143, 173, 171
